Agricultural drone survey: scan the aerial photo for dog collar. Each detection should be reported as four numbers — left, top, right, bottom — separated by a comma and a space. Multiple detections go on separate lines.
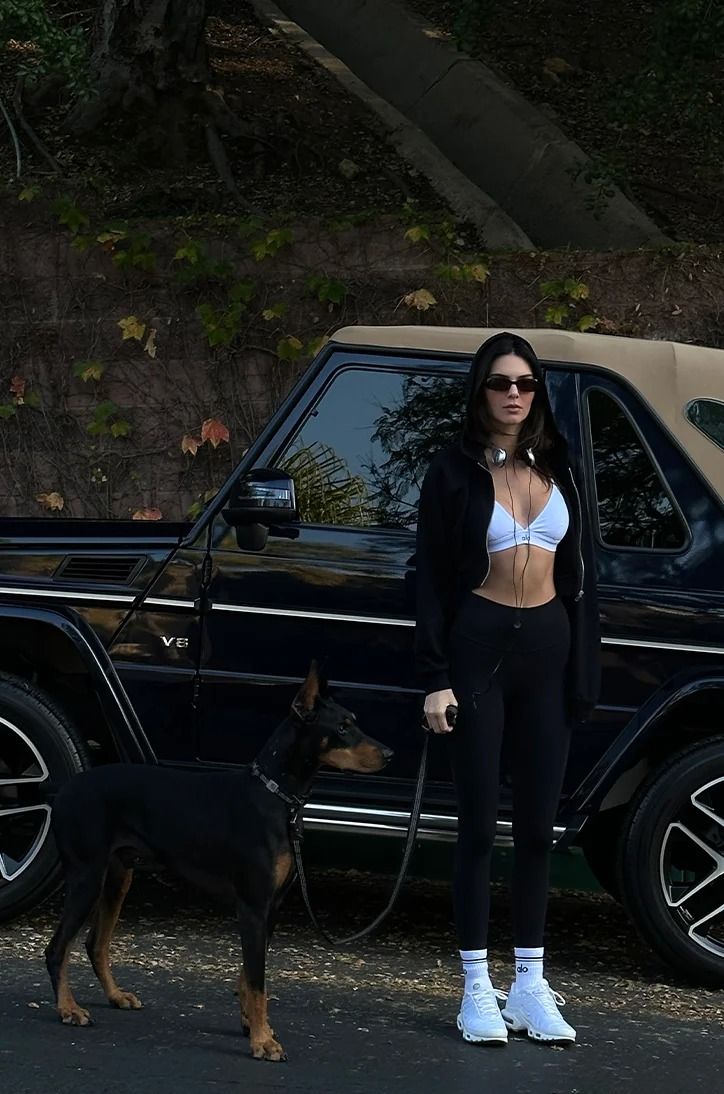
250, 761, 305, 812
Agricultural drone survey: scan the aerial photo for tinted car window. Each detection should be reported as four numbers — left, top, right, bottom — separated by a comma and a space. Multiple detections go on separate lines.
686, 399, 724, 451
587, 388, 686, 549
278, 368, 465, 528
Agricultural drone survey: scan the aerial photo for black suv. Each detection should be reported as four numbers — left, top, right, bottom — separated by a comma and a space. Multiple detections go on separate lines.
2, 325, 724, 985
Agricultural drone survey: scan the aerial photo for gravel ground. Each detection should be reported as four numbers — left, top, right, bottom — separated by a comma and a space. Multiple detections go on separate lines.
1, 867, 722, 1092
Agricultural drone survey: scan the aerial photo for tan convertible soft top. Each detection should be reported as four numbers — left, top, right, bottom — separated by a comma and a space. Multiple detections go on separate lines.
331, 325, 724, 503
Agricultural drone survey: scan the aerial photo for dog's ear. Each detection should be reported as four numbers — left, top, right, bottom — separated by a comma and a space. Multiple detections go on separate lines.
292, 660, 321, 718
316, 661, 329, 696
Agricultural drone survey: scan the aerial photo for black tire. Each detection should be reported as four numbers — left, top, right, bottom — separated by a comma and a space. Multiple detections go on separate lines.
0, 673, 89, 922
618, 738, 724, 986
580, 807, 624, 902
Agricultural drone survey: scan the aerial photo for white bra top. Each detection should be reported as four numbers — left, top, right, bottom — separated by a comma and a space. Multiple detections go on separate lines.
487, 483, 569, 554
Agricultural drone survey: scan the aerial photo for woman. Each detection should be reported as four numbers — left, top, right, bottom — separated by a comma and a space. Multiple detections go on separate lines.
415, 331, 600, 1045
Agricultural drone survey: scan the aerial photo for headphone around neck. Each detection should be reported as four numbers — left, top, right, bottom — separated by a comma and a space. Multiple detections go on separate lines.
489, 446, 536, 468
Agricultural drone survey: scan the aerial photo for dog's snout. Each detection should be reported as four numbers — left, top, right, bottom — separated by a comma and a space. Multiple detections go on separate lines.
380, 745, 394, 763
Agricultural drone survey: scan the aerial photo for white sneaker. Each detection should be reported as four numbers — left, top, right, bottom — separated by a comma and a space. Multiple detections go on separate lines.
501, 979, 576, 1043
456, 981, 508, 1044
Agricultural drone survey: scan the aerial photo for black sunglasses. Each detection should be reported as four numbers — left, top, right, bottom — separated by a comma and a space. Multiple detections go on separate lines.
484, 374, 540, 394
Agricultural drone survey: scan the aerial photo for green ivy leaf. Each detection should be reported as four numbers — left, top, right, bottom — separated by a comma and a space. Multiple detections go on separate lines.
306, 275, 347, 305
541, 279, 566, 298
53, 198, 90, 235
174, 242, 204, 264
262, 303, 289, 320
267, 227, 293, 249
577, 314, 599, 332
228, 279, 255, 304
251, 227, 293, 261
97, 229, 127, 245
435, 264, 463, 282
544, 303, 570, 326
566, 279, 590, 301
404, 225, 431, 244
306, 335, 330, 357
0, 404, 16, 420
238, 215, 264, 240
277, 335, 304, 361
87, 400, 121, 435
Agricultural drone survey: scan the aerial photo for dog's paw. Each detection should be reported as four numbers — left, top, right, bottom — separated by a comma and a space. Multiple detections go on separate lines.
110, 990, 143, 1010
59, 1005, 93, 1027
251, 1035, 286, 1062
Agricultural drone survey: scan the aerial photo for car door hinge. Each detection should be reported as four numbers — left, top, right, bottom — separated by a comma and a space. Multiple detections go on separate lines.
200, 554, 213, 588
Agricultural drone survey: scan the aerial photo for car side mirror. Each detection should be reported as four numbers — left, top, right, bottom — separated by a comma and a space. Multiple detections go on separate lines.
222, 468, 298, 527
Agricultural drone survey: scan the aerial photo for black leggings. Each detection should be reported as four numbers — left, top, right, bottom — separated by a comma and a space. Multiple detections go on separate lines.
448, 593, 571, 950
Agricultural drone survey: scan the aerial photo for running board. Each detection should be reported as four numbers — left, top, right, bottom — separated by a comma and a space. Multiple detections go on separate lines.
303, 802, 566, 846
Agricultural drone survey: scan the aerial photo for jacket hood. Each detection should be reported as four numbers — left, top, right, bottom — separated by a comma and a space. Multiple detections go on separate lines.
460, 331, 568, 464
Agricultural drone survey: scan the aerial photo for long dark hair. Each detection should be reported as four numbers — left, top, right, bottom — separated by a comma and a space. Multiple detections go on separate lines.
463, 333, 556, 480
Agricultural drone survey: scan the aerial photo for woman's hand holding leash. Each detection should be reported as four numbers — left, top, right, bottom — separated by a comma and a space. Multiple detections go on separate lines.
423, 689, 458, 734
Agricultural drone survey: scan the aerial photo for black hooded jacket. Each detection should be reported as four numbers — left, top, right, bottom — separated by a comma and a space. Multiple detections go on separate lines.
414, 332, 601, 721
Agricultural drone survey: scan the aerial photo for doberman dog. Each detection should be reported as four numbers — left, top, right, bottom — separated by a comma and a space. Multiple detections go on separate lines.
44, 663, 393, 1062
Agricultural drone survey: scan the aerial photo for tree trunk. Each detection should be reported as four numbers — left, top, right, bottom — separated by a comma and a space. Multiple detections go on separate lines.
66, 0, 256, 192
67, 0, 211, 151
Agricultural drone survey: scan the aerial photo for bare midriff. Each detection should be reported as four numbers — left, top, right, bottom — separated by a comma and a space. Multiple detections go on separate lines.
473, 544, 557, 608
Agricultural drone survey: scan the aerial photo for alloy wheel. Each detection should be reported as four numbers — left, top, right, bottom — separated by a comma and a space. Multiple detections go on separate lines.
0, 715, 53, 886
659, 775, 724, 959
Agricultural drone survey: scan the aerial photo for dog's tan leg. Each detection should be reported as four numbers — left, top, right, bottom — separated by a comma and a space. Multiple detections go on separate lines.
85, 860, 142, 1011
238, 969, 250, 1034
56, 950, 92, 1026
46, 866, 106, 1026
247, 988, 285, 1062
238, 907, 285, 1061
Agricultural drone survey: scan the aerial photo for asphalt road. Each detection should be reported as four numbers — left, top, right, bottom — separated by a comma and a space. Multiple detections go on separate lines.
1, 859, 722, 1094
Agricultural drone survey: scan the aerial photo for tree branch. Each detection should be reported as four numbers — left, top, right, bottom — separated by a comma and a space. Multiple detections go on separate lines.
204, 120, 260, 213
0, 94, 21, 177
13, 79, 62, 175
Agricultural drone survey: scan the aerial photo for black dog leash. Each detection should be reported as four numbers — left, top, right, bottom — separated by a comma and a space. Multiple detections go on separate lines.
291, 730, 430, 946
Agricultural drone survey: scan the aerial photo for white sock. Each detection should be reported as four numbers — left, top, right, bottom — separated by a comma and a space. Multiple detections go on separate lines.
514, 946, 544, 988
460, 948, 491, 992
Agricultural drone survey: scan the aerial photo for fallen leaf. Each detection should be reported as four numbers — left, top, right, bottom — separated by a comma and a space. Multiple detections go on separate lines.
468, 263, 490, 283
181, 434, 202, 456
542, 56, 576, 85
10, 376, 26, 400
36, 491, 64, 511
404, 226, 431, 244
132, 507, 162, 520
403, 288, 437, 311
338, 158, 360, 180
73, 359, 105, 382
118, 315, 146, 341
144, 329, 158, 358
201, 418, 230, 448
